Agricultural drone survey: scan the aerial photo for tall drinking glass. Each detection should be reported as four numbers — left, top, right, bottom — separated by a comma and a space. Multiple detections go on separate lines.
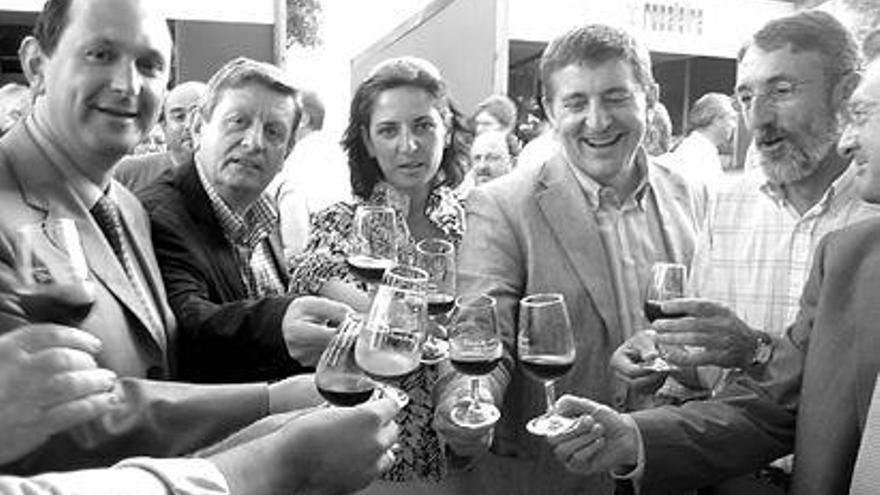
346, 205, 398, 291
415, 238, 455, 363
642, 262, 688, 372
448, 294, 502, 429
354, 265, 428, 400
15, 219, 96, 326
518, 293, 577, 436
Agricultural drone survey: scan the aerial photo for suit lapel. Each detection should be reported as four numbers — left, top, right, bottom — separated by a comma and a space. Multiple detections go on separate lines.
8, 124, 166, 353
535, 155, 621, 337
647, 162, 696, 265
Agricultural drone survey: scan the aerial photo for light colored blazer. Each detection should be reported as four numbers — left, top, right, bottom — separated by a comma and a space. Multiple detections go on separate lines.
450, 152, 698, 495
0, 122, 268, 474
633, 216, 880, 495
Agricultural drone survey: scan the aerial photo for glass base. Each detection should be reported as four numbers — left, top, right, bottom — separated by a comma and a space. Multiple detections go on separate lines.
420, 338, 449, 365
450, 400, 500, 429
526, 413, 576, 436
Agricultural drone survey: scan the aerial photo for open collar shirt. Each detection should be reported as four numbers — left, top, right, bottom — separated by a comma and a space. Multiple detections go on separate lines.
567, 150, 672, 341
195, 160, 285, 298
691, 164, 880, 336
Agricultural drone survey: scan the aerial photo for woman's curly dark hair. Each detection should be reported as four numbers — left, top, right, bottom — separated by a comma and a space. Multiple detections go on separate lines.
342, 57, 472, 200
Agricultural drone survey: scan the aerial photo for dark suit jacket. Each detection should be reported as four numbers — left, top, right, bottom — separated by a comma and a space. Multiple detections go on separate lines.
0, 120, 268, 475
112, 151, 174, 194
138, 161, 306, 383
633, 216, 880, 495
450, 152, 699, 495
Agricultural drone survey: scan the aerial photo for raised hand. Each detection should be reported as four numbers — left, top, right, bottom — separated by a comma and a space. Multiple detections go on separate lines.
610, 329, 670, 395
652, 298, 765, 368
545, 395, 640, 477
282, 296, 353, 367
0, 325, 118, 464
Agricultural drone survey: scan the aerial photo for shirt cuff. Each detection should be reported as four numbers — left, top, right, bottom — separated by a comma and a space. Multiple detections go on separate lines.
610, 414, 645, 483
116, 457, 231, 495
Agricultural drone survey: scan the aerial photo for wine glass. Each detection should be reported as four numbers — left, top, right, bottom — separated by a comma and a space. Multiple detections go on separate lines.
15, 218, 96, 326
415, 238, 455, 364
518, 293, 577, 436
346, 205, 398, 290
642, 262, 688, 372
354, 265, 428, 399
315, 313, 377, 407
448, 294, 502, 429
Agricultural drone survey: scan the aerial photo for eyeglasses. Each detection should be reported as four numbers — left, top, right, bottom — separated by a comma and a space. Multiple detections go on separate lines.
734, 78, 815, 111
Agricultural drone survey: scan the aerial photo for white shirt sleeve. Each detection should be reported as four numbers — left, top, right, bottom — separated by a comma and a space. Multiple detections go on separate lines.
0, 458, 230, 495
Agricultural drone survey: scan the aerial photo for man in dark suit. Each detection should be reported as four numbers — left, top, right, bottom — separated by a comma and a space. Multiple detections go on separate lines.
542, 55, 880, 495
433, 23, 700, 495
113, 81, 207, 193
0, 0, 389, 481
139, 58, 335, 383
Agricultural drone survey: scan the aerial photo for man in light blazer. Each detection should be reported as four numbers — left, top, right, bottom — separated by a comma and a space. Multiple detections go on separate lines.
542, 55, 880, 495
433, 24, 699, 495
0, 0, 383, 478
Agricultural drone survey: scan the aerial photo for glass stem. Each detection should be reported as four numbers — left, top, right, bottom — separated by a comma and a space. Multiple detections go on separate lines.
470, 377, 482, 411
544, 380, 557, 415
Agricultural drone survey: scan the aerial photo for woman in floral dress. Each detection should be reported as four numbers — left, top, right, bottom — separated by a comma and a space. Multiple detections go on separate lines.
289, 56, 472, 493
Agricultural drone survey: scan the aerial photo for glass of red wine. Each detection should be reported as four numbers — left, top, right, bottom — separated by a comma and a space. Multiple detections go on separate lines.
15, 218, 96, 326
518, 293, 577, 436
448, 293, 502, 429
642, 262, 687, 372
315, 313, 378, 407
346, 205, 398, 291
354, 265, 428, 402
415, 238, 456, 364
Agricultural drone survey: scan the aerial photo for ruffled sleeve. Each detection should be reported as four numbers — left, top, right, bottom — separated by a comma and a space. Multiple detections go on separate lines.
288, 202, 357, 295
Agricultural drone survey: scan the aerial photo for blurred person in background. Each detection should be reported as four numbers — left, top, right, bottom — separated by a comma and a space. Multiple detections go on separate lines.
0, 83, 32, 137
114, 81, 207, 193
644, 101, 673, 157
472, 93, 522, 156
290, 56, 471, 494
458, 129, 515, 197
668, 92, 738, 193
268, 89, 350, 258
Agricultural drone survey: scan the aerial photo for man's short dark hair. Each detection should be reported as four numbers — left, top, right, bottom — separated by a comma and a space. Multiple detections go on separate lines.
738, 10, 860, 90
201, 57, 302, 152
32, 0, 72, 56
540, 23, 655, 102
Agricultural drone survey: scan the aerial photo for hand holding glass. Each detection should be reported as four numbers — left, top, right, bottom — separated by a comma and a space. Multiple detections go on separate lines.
448, 294, 502, 429
518, 293, 577, 436
15, 219, 96, 326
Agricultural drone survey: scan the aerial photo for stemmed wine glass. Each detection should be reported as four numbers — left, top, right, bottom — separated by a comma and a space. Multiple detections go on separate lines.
354, 265, 428, 401
642, 262, 688, 372
346, 205, 398, 291
518, 293, 577, 436
415, 238, 455, 364
15, 218, 96, 326
448, 294, 502, 429
315, 313, 377, 407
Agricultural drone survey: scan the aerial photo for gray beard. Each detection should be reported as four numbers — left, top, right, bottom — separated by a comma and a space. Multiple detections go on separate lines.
759, 120, 840, 185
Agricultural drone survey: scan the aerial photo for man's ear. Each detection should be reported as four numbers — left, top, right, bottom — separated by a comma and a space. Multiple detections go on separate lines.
833, 70, 861, 111
19, 36, 46, 96
542, 95, 558, 130
190, 111, 206, 151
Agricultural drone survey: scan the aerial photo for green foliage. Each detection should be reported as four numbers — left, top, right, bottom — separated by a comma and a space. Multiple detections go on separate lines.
287, 0, 323, 48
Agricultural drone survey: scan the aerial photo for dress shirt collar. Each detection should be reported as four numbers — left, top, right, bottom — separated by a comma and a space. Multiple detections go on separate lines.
25, 116, 106, 209
565, 147, 651, 212
195, 158, 278, 248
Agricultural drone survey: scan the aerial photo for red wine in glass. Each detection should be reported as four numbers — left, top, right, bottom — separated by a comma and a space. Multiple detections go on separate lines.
521, 354, 575, 381
316, 373, 376, 407
643, 300, 687, 323
450, 340, 502, 376
18, 281, 96, 327
346, 254, 395, 285
427, 293, 455, 316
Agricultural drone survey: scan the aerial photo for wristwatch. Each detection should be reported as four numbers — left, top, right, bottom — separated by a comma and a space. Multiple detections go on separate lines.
750, 331, 774, 366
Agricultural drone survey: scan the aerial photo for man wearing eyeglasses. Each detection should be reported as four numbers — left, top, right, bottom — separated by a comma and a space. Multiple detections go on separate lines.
609, 10, 880, 493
